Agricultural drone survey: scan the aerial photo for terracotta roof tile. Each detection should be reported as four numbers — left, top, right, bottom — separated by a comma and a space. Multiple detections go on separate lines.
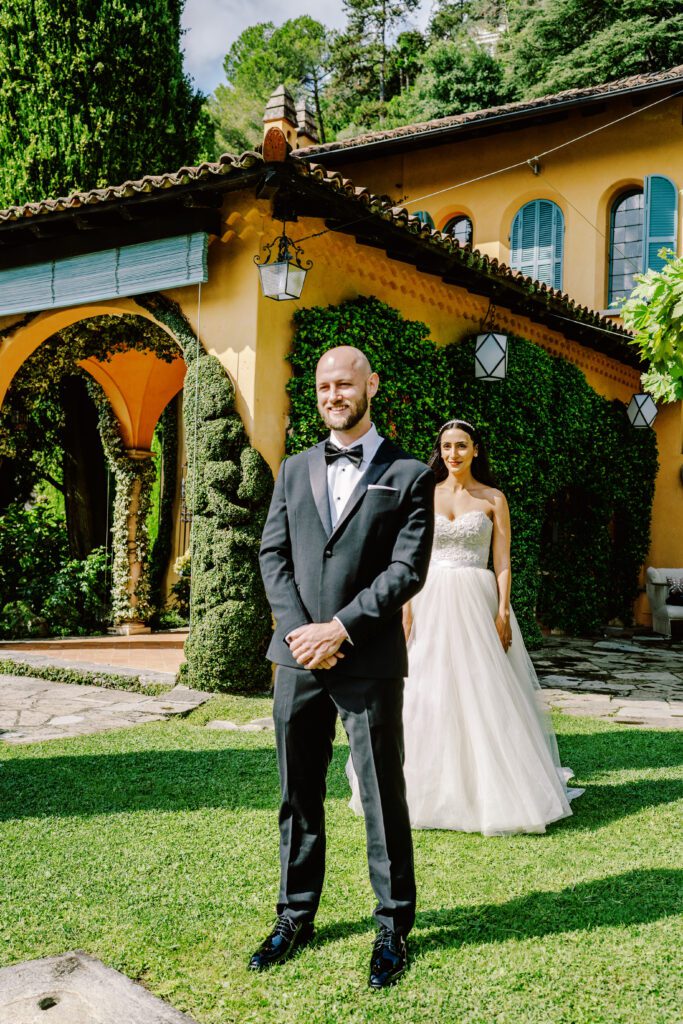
293, 160, 632, 343
0, 148, 632, 351
295, 65, 683, 158
0, 152, 263, 225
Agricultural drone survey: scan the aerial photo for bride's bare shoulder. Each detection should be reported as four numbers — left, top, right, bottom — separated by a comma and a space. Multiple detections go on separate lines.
475, 484, 507, 504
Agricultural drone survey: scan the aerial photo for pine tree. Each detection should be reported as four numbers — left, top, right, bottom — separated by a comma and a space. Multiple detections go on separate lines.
501, 0, 683, 98
0, 0, 208, 207
206, 17, 331, 153
341, 0, 421, 102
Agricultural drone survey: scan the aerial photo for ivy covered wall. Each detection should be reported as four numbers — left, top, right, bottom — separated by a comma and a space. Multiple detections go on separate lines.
287, 296, 658, 644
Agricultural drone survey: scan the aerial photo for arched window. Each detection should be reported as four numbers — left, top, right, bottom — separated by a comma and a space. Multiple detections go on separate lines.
413, 210, 434, 229
608, 189, 644, 305
510, 199, 564, 290
444, 215, 473, 246
609, 175, 678, 304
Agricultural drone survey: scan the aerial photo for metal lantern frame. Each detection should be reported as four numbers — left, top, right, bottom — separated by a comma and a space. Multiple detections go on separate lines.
254, 223, 313, 301
474, 330, 509, 381
626, 392, 657, 429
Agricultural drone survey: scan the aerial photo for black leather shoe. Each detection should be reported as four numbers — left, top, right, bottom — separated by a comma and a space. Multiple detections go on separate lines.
248, 915, 314, 970
369, 926, 408, 989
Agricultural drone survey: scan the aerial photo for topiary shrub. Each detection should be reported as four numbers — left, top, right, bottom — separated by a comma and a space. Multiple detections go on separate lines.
288, 296, 658, 646
180, 354, 273, 692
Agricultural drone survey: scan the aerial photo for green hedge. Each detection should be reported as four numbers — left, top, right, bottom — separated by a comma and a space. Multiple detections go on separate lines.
180, 354, 273, 692
287, 296, 658, 645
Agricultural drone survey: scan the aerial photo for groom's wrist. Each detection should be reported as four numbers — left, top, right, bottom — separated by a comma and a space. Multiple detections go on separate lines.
332, 616, 352, 645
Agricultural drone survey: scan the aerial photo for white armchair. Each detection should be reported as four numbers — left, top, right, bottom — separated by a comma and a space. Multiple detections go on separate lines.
646, 567, 683, 637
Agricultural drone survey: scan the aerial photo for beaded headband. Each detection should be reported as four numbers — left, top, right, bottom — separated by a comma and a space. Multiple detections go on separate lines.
440, 418, 476, 433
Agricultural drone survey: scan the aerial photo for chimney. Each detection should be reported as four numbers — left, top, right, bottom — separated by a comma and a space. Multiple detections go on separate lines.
263, 85, 298, 148
296, 97, 319, 147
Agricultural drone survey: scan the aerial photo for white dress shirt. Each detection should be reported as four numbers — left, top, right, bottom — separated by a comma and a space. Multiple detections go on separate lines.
326, 423, 384, 527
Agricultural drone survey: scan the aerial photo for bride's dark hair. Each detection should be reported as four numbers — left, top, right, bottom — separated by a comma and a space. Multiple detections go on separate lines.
428, 419, 498, 486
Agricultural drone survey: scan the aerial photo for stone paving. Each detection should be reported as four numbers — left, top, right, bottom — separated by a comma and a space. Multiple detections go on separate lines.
0, 675, 210, 745
531, 636, 683, 729
1, 633, 682, 743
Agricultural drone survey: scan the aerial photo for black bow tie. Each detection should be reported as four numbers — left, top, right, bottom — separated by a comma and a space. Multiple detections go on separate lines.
324, 441, 364, 468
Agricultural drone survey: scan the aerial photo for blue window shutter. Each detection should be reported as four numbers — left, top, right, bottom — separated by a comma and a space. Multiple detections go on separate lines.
413, 210, 434, 228
510, 199, 564, 288
643, 174, 678, 273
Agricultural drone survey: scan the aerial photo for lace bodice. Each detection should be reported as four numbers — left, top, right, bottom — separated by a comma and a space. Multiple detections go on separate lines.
431, 511, 493, 568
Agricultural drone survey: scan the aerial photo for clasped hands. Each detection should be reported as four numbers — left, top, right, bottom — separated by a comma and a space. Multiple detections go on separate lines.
286, 620, 348, 670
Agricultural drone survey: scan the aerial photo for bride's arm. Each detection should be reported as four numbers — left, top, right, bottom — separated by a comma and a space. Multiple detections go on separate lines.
491, 491, 512, 651
402, 602, 413, 642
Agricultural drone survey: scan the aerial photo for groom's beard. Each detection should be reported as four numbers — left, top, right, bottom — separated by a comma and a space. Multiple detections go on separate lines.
320, 392, 369, 432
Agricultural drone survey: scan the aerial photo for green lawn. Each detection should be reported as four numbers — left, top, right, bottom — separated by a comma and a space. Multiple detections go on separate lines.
1, 698, 681, 1024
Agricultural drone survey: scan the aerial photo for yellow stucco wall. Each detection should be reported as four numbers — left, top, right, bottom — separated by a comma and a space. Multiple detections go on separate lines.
320, 94, 683, 617
328, 94, 682, 316
0, 168, 678, 623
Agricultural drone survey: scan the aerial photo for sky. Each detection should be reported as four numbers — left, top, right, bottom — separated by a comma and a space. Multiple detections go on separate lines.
181, 0, 432, 95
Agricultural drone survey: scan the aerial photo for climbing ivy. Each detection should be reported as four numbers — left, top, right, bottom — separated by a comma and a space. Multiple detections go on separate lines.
149, 398, 179, 619
85, 376, 155, 624
0, 313, 179, 626
288, 296, 658, 645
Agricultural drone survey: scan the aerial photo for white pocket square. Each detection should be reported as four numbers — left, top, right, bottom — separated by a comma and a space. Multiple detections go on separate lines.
368, 484, 398, 491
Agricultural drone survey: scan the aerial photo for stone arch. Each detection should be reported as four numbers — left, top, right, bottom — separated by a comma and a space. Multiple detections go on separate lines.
0, 297, 183, 409
0, 300, 189, 632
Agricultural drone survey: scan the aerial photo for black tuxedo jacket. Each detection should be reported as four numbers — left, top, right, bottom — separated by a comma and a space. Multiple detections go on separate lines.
259, 438, 435, 678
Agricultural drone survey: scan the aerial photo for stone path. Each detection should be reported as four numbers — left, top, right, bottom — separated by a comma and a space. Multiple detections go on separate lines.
205, 636, 683, 733
0, 675, 210, 745
0, 630, 186, 679
0, 951, 197, 1024
531, 636, 683, 729
1, 634, 682, 743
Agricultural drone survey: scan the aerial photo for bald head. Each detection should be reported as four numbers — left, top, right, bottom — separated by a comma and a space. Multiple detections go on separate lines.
315, 345, 372, 378
315, 345, 379, 439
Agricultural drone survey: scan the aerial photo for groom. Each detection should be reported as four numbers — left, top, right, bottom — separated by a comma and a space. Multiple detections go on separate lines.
253, 345, 434, 988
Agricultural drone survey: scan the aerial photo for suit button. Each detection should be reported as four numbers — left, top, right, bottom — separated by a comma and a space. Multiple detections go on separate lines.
324, 549, 333, 558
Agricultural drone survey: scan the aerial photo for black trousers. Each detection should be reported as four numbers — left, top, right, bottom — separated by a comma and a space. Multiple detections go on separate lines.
273, 665, 416, 935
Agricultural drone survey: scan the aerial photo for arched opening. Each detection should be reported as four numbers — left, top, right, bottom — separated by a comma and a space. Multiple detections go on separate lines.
608, 189, 644, 306
443, 214, 473, 247
537, 485, 611, 635
510, 199, 564, 290
0, 312, 186, 637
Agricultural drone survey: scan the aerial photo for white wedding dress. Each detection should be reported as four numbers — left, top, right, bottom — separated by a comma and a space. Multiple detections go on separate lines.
347, 510, 583, 835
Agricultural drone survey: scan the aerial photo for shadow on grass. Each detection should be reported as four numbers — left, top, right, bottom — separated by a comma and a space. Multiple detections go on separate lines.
1, 739, 681, 827
314, 868, 683, 950
0, 747, 280, 821
556, 728, 683, 777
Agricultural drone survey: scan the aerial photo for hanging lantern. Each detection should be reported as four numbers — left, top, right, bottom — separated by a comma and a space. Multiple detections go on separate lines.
626, 393, 657, 429
475, 331, 509, 381
254, 223, 312, 301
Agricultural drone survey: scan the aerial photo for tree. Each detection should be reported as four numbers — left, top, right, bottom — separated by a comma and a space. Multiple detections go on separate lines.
341, 0, 421, 102
0, 0, 208, 207
621, 251, 683, 403
501, 0, 683, 99
206, 17, 331, 154
384, 36, 511, 126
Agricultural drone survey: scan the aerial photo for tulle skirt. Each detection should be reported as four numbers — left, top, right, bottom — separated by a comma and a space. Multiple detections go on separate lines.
347, 563, 583, 835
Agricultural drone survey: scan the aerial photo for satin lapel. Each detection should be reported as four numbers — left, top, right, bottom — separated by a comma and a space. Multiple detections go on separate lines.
329, 440, 394, 541
308, 443, 332, 537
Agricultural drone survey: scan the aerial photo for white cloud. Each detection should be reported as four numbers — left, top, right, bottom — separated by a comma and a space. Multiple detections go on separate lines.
181, 0, 431, 95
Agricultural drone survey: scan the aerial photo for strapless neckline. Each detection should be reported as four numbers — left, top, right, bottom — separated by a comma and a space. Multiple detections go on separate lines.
435, 510, 492, 525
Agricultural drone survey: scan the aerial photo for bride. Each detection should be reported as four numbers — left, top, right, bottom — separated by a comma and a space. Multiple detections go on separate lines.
348, 419, 583, 835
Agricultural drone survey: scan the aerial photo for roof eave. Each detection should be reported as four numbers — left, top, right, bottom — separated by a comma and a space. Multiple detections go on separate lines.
295, 76, 683, 164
